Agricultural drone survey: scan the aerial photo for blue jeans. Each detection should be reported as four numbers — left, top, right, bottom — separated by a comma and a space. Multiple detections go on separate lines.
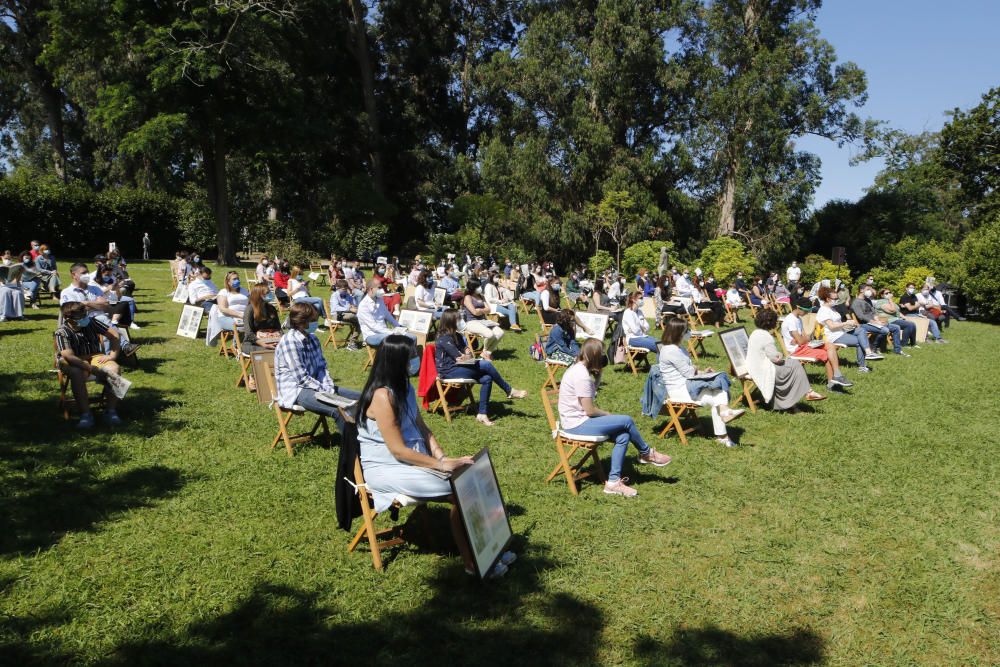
22, 279, 40, 302
520, 290, 540, 305
495, 303, 518, 326
296, 387, 362, 435
835, 331, 870, 367
627, 335, 658, 353
862, 322, 901, 353
365, 333, 420, 375
443, 360, 511, 415
565, 415, 651, 482
894, 318, 917, 346
294, 296, 326, 319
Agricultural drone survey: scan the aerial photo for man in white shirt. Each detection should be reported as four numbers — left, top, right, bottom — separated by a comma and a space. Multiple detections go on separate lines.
188, 266, 219, 313
60, 263, 139, 355
358, 279, 420, 375
786, 261, 801, 288
673, 270, 696, 299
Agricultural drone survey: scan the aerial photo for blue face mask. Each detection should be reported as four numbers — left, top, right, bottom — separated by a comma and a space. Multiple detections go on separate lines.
77, 316, 92, 328
231, 279, 241, 289
307, 321, 319, 335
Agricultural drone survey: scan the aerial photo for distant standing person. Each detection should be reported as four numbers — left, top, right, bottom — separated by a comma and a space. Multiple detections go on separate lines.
142, 233, 151, 260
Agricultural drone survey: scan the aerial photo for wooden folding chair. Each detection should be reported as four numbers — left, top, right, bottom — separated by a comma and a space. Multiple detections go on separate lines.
518, 296, 536, 317
538, 335, 570, 391
723, 300, 739, 325
536, 308, 553, 341
623, 342, 651, 376
657, 400, 702, 444
741, 290, 760, 317
363, 343, 377, 370
464, 331, 484, 358
731, 368, 758, 413
262, 359, 331, 456
347, 457, 442, 571
323, 319, 348, 350
539, 388, 607, 495
217, 321, 240, 358
430, 375, 477, 423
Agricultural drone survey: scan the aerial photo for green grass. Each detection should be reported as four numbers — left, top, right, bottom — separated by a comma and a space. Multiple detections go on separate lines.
1, 260, 998, 666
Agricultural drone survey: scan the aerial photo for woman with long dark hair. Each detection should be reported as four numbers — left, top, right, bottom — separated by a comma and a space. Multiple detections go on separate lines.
435, 310, 526, 426
461, 278, 505, 360
356, 335, 515, 578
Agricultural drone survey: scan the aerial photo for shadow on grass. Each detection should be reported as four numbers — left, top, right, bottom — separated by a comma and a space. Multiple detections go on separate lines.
103, 556, 605, 665
633, 625, 825, 666
0, 382, 186, 556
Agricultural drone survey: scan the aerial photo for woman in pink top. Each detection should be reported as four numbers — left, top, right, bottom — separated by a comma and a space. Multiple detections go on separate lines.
557, 339, 671, 497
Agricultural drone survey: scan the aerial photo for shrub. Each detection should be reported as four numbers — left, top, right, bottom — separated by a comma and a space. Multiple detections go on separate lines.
897, 266, 935, 295
696, 237, 755, 285
799, 254, 852, 288
588, 250, 613, 277
176, 183, 217, 253
884, 237, 964, 286
961, 217, 1000, 319
621, 240, 674, 278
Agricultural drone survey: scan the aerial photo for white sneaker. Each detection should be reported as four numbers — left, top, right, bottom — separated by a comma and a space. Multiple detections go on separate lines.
129, 322, 141, 330
865, 352, 884, 360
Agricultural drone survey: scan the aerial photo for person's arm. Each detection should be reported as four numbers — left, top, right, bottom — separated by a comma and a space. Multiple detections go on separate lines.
370, 389, 473, 472
578, 395, 609, 418
762, 339, 784, 365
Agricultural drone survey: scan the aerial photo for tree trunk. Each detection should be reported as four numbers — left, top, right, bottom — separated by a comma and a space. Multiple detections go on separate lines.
716, 156, 738, 236
347, 0, 386, 197
36, 77, 67, 182
204, 131, 237, 265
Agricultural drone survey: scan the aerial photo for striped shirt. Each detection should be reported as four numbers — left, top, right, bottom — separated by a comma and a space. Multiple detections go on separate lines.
273, 329, 335, 409
55, 318, 110, 358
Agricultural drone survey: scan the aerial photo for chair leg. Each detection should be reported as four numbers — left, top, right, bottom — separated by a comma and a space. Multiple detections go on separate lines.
555, 439, 580, 495
271, 408, 295, 455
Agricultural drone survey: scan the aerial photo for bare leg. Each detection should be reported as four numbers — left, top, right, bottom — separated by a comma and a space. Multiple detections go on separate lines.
65, 365, 91, 414
825, 342, 842, 377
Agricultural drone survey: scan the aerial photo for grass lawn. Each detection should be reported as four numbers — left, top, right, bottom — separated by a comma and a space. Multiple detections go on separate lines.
1, 260, 998, 666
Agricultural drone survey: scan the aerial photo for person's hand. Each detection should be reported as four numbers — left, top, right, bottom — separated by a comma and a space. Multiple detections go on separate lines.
704, 367, 714, 373
439, 456, 475, 472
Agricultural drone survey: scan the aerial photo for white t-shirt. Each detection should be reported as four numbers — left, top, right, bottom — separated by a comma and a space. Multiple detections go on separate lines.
780, 313, 803, 352
558, 362, 595, 431
816, 305, 844, 342
540, 289, 553, 311
288, 278, 309, 299
622, 307, 649, 339
786, 265, 801, 282
60, 283, 105, 305
415, 284, 434, 309
188, 279, 218, 304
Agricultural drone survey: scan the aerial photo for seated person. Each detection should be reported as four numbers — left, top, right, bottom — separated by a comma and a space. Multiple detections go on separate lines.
694, 281, 725, 325
816, 285, 879, 373
461, 279, 505, 360
483, 271, 521, 331
60, 263, 138, 355
539, 279, 563, 325
544, 308, 582, 364
414, 270, 445, 319
928, 279, 962, 322
673, 270, 697, 300
851, 285, 908, 357
328, 279, 362, 351
356, 335, 516, 578
621, 292, 658, 353
724, 283, 743, 309
749, 277, 766, 306
654, 276, 686, 319
565, 272, 588, 308
272, 262, 291, 303
899, 283, 946, 343
215, 271, 250, 331
659, 316, 743, 447
781, 298, 853, 391
17, 251, 42, 308
559, 338, 671, 496
287, 265, 327, 322
274, 302, 361, 433
95, 264, 140, 330
188, 266, 219, 313
439, 269, 461, 303
873, 288, 918, 350
916, 283, 949, 330
588, 279, 624, 324
255, 255, 272, 287
55, 301, 125, 428
747, 309, 826, 410
434, 311, 526, 427
358, 279, 419, 375
242, 283, 282, 359
34, 244, 61, 297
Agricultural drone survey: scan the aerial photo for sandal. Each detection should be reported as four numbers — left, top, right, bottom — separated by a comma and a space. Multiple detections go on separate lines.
476, 414, 496, 427
805, 391, 827, 401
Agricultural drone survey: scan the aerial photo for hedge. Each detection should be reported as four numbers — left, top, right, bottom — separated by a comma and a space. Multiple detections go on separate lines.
0, 176, 183, 259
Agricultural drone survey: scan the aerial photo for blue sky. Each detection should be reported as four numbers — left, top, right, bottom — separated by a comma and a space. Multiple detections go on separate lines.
798, 0, 1000, 208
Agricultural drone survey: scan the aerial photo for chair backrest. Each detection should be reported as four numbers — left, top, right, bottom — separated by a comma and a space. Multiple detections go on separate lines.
539, 387, 559, 432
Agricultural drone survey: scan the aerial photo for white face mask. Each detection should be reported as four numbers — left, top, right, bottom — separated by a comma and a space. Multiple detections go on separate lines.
907, 288, 915, 295
79, 273, 91, 285
1, 258, 10, 266
375, 288, 385, 297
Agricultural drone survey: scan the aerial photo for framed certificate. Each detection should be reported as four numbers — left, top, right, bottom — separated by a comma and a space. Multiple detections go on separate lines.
176, 304, 204, 339
719, 326, 750, 377
450, 448, 513, 579
171, 282, 189, 304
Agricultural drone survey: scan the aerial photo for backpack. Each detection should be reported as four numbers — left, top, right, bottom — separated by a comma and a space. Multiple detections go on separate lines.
530, 336, 544, 362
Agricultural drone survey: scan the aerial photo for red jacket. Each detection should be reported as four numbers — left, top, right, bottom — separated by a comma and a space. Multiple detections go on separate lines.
416, 344, 440, 409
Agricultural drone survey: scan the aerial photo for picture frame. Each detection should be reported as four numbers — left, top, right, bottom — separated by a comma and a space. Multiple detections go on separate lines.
575, 312, 609, 341
719, 326, 750, 377
176, 304, 204, 339
398, 309, 432, 335
171, 281, 189, 304
450, 448, 513, 579
251, 350, 276, 405
433, 287, 447, 307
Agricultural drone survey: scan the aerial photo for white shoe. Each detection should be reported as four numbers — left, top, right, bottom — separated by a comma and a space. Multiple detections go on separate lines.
129, 322, 141, 330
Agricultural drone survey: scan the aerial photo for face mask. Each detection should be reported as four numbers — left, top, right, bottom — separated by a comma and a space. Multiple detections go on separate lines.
682, 330, 690, 341
307, 321, 319, 334
77, 316, 92, 328
79, 274, 91, 285
377, 269, 385, 275
475, 287, 483, 294
193, 256, 200, 263
231, 280, 241, 289
737, 275, 743, 280
552, 284, 561, 292
907, 288, 915, 295
102, 276, 114, 284
262, 260, 269, 266
1, 259, 9, 266
376, 288, 385, 297
492, 277, 499, 284
921, 290, 930, 297
43, 249, 50, 256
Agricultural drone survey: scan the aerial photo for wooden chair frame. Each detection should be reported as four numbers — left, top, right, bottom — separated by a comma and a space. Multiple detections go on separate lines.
657, 400, 702, 444
430, 376, 477, 423
539, 388, 606, 495
323, 320, 349, 350
262, 360, 331, 456
623, 343, 650, 376
346, 458, 441, 571
731, 367, 758, 413
536, 307, 553, 340
537, 334, 570, 391
363, 344, 376, 370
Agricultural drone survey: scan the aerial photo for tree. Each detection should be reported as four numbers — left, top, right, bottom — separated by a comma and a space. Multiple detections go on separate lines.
696, 237, 755, 284
676, 0, 876, 245
939, 87, 1000, 224
961, 216, 1000, 320
593, 190, 638, 270
622, 240, 675, 279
